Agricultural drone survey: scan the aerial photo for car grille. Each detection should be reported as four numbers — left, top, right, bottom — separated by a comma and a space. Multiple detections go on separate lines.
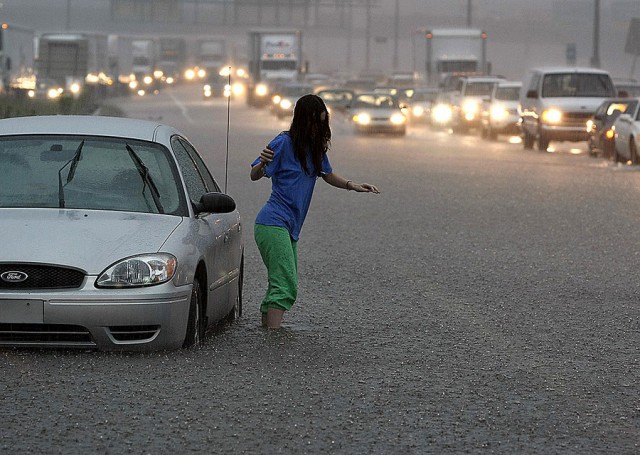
562, 112, 591, 128
0, 323, 94, 346
108, 325, 160, 342
0, 264, 85, 289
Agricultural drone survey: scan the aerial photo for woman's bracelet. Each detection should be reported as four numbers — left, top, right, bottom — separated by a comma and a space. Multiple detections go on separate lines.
346, 180, 352, 191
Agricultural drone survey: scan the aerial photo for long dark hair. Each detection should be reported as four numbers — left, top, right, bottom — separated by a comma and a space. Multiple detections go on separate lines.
289, 94, 331, 176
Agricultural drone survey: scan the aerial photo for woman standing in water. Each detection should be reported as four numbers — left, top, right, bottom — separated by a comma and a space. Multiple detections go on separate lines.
250, 94, 380, 329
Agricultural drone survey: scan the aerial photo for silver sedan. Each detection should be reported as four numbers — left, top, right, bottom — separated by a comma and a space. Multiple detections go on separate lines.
0, 115, 243, 351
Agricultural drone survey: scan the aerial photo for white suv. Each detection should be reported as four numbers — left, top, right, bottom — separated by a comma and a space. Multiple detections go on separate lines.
519, 67, 616, 151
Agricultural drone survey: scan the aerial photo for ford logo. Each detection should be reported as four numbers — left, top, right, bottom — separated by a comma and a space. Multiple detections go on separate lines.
1, 271, 28, 283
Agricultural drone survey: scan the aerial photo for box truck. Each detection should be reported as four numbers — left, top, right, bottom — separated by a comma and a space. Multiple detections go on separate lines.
247, 29, 302, 107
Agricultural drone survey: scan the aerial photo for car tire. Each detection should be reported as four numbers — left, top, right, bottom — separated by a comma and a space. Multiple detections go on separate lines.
630, 138, 639, 165
228, 256, 244, 321
537, 132, 550, 151
613, 145, 623, 163
183, 279, 205, 348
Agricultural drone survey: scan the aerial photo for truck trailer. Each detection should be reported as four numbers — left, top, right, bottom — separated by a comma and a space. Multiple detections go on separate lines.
247, 29, 302, 107
425, 28, 488, 87
37, 33, 109, 91
0, 23, 36, 93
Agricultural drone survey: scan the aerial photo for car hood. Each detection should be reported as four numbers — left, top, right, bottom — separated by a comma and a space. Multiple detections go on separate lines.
353, 107, 401, 116
2, 209, 183, 274
541, 97, 606, 112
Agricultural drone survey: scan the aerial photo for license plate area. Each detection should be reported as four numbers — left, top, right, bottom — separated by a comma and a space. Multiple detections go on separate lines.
1, 300, 44, 323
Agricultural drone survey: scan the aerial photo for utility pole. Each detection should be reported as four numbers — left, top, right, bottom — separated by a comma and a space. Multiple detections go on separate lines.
467, 0, 472, 27
66, 0, 71, 31
590, 0, 601, 68
365, 0, 371, 70
393, 0, 399, 70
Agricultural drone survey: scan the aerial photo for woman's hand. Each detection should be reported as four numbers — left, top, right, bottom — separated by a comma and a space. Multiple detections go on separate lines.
260, 147, 274, 164
351, 182, 380, 194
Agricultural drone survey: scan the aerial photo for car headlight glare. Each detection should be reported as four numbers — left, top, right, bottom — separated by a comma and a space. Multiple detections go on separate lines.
96, 253, 177, 288
256, 83, 268, 97
412, 106, 425, 117
390, 113, 406, 125
586, 119, 594, 132
490, 104, 509, 121
432, 104, 452, 123
272, 95, 281, 104
354, 112, 371, 125
542, 109, 562, 124
462, 100, 479, 114
280, 98, 293, 110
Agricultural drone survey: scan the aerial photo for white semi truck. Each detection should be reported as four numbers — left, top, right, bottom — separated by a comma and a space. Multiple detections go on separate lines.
425, 28, 488, 87
247, 29, 302, 107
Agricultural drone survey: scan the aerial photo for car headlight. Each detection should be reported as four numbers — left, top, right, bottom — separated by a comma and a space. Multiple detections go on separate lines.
96, 253, 177, 288
47, 88, 60, 99
390, 113, 406, 125
432, 104, 452, 123
280, 98, 293, 110
490, 104, 509, 121
586, 119, 594, 133
542, 109, 562, 124
353, 112, 371, 125
272, 94, 282, 104
224, 84, 232, 97
412, 105, 425, 117
462, 100, 479, 115
255, 83, 268, 97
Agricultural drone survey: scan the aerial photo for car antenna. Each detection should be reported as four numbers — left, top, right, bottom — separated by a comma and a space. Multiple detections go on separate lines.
224, 66, 231, 194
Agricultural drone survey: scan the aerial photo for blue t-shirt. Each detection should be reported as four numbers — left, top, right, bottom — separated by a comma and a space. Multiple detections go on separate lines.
252, 132, 333, 241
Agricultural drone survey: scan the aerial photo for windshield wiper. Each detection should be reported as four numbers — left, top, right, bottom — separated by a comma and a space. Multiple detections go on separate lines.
56, 140, 86, 208
125, 144, 164, 214
66, 140, 85, 184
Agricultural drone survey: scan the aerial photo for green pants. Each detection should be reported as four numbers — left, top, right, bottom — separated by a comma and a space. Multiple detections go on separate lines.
254, 224, 298, 313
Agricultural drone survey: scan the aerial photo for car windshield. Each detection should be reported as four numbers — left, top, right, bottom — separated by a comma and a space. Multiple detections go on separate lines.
319, 90, 352, 103
542, 73, 615, 97
412, 91, 438, 102
281, 85, 312, 97
352, 94, 397, 108
464, 82, 496, 96
495, 87, 520, 101
0, 135, 186, 215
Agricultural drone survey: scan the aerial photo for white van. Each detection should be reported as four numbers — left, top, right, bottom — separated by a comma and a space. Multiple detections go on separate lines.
519, 67, 616, 151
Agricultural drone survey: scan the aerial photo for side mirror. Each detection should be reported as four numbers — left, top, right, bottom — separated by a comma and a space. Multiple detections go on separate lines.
193, 192, 236, 214
526, 90, 538, 99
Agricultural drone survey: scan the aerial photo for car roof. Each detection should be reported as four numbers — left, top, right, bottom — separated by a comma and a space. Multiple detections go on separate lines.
529, 67, 611, 75
0, 115, 172, 142
496, 81, 522, 87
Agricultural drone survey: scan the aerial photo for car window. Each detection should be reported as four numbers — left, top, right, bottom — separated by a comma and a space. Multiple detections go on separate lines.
176, 137, 220, 193
352, 94, 397, 108
171, 137, 208, 202
494, 87, 520, 101
464, 82, 495, 96
541, 73, 615, 97
0, 135, 186, 215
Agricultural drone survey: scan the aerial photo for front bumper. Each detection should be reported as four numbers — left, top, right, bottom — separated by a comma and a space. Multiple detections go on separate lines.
0, 278, 192, 351
355, 122, 406, 135
540, 124, 589, 142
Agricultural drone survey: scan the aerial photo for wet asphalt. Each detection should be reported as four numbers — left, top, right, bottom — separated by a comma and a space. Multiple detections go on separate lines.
1, 87, 638, 454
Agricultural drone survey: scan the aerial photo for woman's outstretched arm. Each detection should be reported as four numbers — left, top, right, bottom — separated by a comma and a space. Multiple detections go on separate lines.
322, 172, 380, 193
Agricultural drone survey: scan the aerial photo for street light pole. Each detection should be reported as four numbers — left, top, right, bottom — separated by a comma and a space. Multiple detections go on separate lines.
393, 0, 399, 70
590, 0, 601, 68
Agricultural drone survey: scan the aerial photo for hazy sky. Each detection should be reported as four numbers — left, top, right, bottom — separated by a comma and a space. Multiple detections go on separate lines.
1, 0, 637, 81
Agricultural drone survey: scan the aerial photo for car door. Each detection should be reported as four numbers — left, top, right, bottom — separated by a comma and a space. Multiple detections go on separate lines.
171, 136, 232, 320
